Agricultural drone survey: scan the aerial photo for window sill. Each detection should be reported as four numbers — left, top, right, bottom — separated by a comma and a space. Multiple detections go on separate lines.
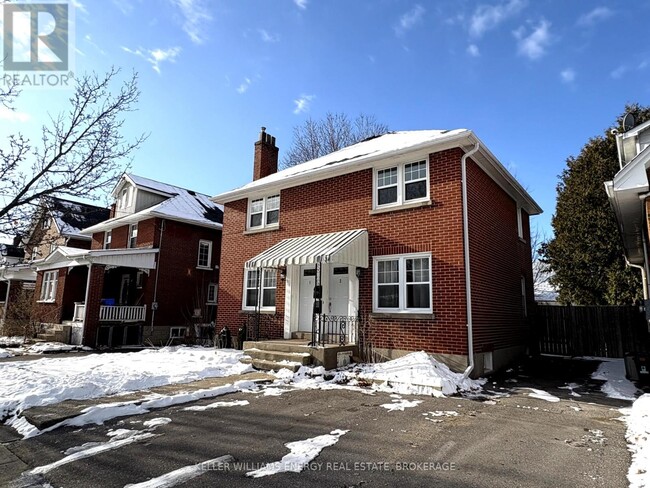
37, 300, 56, 304
369, 200, 432, 215
244, 225, 280, 235
240, 309, 276, 315
518, 237, 527, 244
196, 266, 213, 271
370, 312, 435, 320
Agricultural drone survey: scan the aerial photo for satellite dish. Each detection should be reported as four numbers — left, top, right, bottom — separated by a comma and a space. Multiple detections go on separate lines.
623, 112, 636, 132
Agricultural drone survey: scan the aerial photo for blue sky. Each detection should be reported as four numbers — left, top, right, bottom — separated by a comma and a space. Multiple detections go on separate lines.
2, 0, 650, 240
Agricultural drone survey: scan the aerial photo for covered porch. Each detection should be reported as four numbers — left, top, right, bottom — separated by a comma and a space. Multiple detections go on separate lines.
241, 229, 368, 370
35, 246, 158, 346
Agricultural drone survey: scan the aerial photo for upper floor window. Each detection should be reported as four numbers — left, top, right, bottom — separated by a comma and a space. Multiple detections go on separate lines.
104, 230, 112, 250
243, 268, 276, 310
39, 270, 58, 302
517, 206, 524, 240
248, 195, 280, 230
373, 253, 432, 313
374, 160, 429, 209
197, 240, 212, 268
207, 283, 217, 304
128, 224, 138, 248
42, 217, 50, 230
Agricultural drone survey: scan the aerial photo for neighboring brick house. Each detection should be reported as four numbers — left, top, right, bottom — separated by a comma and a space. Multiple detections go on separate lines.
31, 174, 223, 347
0, 198, 109, 334
212, 128, 542, 376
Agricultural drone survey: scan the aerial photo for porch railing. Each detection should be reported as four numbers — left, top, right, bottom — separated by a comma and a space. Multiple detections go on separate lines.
73, 302, 85, 322
315, 314, 359, 346
99, 305, 147, 322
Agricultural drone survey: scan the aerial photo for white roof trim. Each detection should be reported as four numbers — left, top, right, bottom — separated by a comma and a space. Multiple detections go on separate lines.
245, 229, 368, 269
34, 246, 159, 271
0, 264, 36, 282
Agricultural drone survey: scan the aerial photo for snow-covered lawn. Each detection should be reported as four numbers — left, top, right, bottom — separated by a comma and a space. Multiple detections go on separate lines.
0, 339, 90, 355
0, 346, 252, 422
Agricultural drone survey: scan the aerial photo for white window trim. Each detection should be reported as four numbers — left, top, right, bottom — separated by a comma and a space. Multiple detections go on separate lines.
242, 268, 277, 311
247, 195, 280, 231
373, 252, 432, 313
517, 205, 524, 239
372, 159, 430, 210
207, 283, 218, 304
39, 270, 58, 302
170, 327, 187, 339
104, 230, 112, 250
128, 224, 138, 249
197, 240, 213, 269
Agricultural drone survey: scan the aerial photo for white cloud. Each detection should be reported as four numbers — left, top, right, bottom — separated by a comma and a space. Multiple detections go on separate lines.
237, 78, 251, 94
258, 29, 279, 43
514, 19, 551, 60
577, 6, 613, 26
0, 106, 30, 123
122, 46, 181, 74
395, 4, 425, 36
560, 68, 575, 83
112, 0, 134, 15
610, 65, 628, 79
168, 0, 212, 44
469, 0, 526, 38
72, 0, 88, 14
467, 44, 480, 57
294, 0, 308, 9
293, 94, 314, 114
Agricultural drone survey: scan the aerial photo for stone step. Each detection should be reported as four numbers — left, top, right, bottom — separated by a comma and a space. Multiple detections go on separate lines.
291, 331, 313, 340
240, 357, 303, 373
244, 348, 312, 365
243, 340, 312, 354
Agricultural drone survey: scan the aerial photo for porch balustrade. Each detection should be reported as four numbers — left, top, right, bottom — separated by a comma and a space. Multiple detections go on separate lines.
99, 305, 147, 322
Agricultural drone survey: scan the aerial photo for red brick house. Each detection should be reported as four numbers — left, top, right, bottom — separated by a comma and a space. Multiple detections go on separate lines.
213, 128, 541, 376
31, 174, 223, 347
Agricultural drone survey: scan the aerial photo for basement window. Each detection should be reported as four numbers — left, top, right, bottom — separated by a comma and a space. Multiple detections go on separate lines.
170, 327, 187, 339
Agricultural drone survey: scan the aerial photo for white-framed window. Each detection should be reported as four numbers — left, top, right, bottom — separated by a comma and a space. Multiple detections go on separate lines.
197, 240, 212, 268
136, 270, 145, 289
104, 230, 112, 250
49, 242, 57, 254
42, 217, 50, 230
243, 268, 276, 310
170, 327, 186, 339
128, 224, 138, 248
248, 194, 280, 230
373, 253, 432, 313
40, 270, 58, 302
374, 160, 429, 209
207, 283, 217, 304
517, 206, 524, 239
521, 276, 527, 318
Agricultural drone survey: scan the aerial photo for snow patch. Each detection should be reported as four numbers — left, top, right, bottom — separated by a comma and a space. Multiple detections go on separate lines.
520, 388, 560, 403
592, 359, 640, 401
125, 455, 234, 488
246, 429, 348, 478
620, 394, 650, 487
380, 399, 422, 412
183, 399, 249, 411
0, 349, 14, 358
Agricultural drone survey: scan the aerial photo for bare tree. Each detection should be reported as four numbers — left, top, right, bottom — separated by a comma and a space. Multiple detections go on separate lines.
282, 112, 389, 168
0, 68, 145, 239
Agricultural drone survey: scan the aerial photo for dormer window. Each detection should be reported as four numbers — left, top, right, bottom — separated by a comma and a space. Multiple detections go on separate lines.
373, 160, 429, 210
248, 195, 280, 230
42, 217, 50, 230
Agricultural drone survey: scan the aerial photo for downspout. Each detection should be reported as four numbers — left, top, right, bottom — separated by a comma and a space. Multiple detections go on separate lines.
627, 259, 648, 301
151, 219, 165, 332
461, 142, 480, 379
3, 279, 11, 325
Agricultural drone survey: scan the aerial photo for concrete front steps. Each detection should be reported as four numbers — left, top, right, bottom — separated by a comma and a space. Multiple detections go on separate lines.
242, 336, 359, 372
36, 323, 72, 343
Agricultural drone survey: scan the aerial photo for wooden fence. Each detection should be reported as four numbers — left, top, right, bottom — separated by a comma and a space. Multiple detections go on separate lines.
533, 304, 650, 358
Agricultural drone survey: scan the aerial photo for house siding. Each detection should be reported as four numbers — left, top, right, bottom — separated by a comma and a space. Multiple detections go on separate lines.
217, 148, 469, 357
466, 159, 533, 370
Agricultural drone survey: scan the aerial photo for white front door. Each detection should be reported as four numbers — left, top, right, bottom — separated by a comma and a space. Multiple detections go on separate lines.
329, 266, 349, 316
298, 266, 316, 331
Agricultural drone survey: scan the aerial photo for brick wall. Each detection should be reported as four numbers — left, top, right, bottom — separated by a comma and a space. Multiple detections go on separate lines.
217, 148, 470, 356
466, 159, 533, 354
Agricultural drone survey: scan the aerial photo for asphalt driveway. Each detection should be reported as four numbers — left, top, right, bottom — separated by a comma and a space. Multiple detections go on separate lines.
3, 356, 633, 488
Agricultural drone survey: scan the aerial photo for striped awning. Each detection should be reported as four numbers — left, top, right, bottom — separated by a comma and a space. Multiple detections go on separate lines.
245, 229, 368, 269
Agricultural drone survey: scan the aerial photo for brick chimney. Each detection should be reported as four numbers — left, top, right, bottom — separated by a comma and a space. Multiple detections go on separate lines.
253, 127, 279, 181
